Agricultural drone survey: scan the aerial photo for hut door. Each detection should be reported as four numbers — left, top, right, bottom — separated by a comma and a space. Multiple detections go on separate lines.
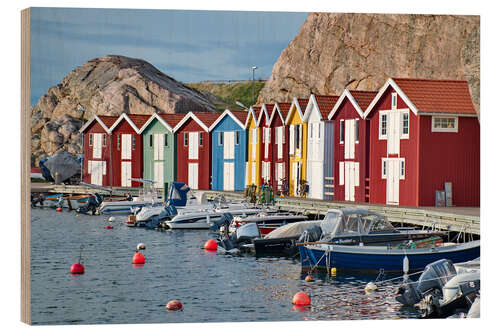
188, 132, 199, 160
154, 162, 164, 189
121, 134, 132, 160
386, 158, 400, 205
121, 161, 131, 187
93, 133, 102, 159
277, 126, 283, 159
223, 131, 235, 159
344, 162, 359, 201
154, 134, 164, 161
387, 112, 401, 155
188, 163, 198, 190
89, 161, 104, 186
223, 162, 234, 191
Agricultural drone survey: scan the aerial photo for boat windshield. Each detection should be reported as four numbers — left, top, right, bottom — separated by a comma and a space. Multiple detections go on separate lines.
320, 211, 341, 235
368, 217, 396, 233
329, 211, 394, 236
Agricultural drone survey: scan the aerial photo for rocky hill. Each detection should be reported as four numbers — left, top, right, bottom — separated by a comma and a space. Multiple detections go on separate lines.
258, 13, 480, 114
31, 55, 215, 165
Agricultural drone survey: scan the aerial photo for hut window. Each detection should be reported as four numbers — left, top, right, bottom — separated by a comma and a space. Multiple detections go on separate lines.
400, 159, 405, 179
432, 116, 458, 133
199, 132, 203, 146
103, 135, 106, 146
164, 134, 169, 147
309, 124, 313, 138
282, 126, 286, 143
132, 136, 136, 149
379, 113, 388, 138
392, 93, 397, 108
382, 159, 387, 179
218, 132, 223, 146
402, 111, 409, 138
236, 131, 240, 145
340, 120, 345, 143
184, 133, 188, 146
295, 125, 300, 150
355, 119, 359, 143
149, 134, 153, 147
89, 133, 93, 146
117, 135, 120, 150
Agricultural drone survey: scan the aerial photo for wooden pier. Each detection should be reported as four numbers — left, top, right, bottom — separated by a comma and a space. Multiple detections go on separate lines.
29, 183, 480, 235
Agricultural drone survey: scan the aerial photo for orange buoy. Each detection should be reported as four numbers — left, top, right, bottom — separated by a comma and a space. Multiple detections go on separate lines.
105, 225, 113, 229
132, 251, 145, 264
204, 239, 218, 251
166, 300, 183, 311
292, 292, 311, 306
70, 263, 85, 274
305, 275, 315, 282
56, 207, 62, 212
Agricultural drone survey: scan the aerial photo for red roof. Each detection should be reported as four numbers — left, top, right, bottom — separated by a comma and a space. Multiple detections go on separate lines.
127, 114, 152, 129
349, 91, 378, 111
392, 78, 476, 115
314, 95, 339, 118
297, 98, 309, 110
98, 115, 118, 129
276, 102, 291, 121
230, 110, 249, 125
192, 112, 220, 128
157, 113, 187, 128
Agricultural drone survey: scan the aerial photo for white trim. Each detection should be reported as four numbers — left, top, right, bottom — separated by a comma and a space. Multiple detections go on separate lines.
209, 109, 246, 131
419, 112, 477, 117
285, 97, 306, 125
137, 113, 173, 134
269, 102, 285, 125
244, 107, 259, 128
302, 94, 322, 122
109, 113, 141, 133
328, 89, 365, 120
431, 116, 459, 133
364, 78, 419, 118
378, 111, 389, 140
256, 104, 271, 126
172, 111, 210, 133
79, 115, 113, 134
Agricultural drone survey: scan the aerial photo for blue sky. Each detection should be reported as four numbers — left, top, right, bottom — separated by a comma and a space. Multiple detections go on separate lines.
30, 7, 308, 105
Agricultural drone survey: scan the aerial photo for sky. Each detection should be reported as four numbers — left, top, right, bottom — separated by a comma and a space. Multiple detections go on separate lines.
29, 7, 308, 106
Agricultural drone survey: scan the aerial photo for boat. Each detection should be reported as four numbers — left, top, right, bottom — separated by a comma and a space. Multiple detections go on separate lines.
297, 208, 479, 272
395, 257, 480, 318
252, 220, 322, 257
98, 179, 163, 215
231, 213, 309, 236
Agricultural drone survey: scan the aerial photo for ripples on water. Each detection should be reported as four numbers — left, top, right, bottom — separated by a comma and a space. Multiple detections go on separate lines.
30, 208, 420, 325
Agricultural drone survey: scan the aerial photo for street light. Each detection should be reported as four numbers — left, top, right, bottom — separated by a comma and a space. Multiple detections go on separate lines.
235, 101, 248, 110
251, 66, 258, 105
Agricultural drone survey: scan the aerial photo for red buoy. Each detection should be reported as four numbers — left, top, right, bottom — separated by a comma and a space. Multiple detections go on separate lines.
56, 207, 62, 212
204, 239, 218, 251
70, 263, 85, 274
105, 225, 113, 229
166, 300, 183, 311
292, 292, 311, 306
132, 251, 145, 264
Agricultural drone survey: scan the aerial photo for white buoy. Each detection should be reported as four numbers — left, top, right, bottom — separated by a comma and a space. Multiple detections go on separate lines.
365, 281, 378, 293
137, 243, 146, 250
108, 216, 116, 223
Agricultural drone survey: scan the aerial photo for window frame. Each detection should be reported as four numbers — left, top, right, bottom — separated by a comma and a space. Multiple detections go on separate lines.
218, 132, 223, 146
392, 93, 397, 108
339, 119, 345, 144
235, 131, 239, 145
89, 133, 93, 146
164, 133, 169, 147
355, 119, 359, 143
401, 111, 410, 139
431, 116, 459, 133
184, 132, 188, 146
102, 134, 106, 147
117, 135, 121, 151
149, 134, 153, 147
381, 159, 387, 179
400, 159, 405, 180
379, 111, 388, 139
132, 135, 136, 150
199, 132, 203, 146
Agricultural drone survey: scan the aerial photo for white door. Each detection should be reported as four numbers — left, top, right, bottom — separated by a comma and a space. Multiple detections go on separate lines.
343, 162, 359, 201
188, 163, 198, 189
93, 133, 102, 159
251, 128, 257, 159
277, 126, 283, 159
188, 132, 199, 160
388, 112, 401, 155
293, 162, 301, 196
223, 162, 234, 191
153, 133, 164, 161
121, 161, 132, 187
154, 162, 163, 189
386, 158, 400, 205
251, 161, 256, 185
344, 120, 355, 159
310, 162, 322, 199
121, 134, 132, 160
264, 128, 269, 159
223, 132, 235, 159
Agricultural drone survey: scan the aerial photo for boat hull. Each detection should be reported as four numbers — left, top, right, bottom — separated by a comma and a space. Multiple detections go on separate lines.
298, 241, 480, 273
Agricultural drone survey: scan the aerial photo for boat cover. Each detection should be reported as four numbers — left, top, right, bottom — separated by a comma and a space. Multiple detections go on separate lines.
264, 220, 322, 239
42, 151, 81, 183
167, 182, 191, 206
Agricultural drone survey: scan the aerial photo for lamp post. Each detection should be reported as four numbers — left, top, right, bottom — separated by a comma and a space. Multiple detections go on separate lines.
251, 66, 258, 105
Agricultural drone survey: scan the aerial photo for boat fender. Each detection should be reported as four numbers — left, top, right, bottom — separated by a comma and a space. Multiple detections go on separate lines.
292, 292, 311, 306
137, 243, 146, 250
108, 217, 115, 223
166, 300, 183, 311
365, 282, 378, 293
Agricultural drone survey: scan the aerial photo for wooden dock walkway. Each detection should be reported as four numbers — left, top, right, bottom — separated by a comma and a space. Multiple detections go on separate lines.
29, 183, 480, 235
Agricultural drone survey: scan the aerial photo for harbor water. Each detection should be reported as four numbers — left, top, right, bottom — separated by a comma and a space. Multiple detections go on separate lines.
30, 208, 419, 325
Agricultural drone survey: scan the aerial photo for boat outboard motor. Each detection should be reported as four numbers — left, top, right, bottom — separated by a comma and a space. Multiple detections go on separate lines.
31, 193, 45, 207
209, 213, 233, 232
76, 193, 103, 215
56, 196, 65, 208
396, 259, 457, 306
298, 225, 323, 243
